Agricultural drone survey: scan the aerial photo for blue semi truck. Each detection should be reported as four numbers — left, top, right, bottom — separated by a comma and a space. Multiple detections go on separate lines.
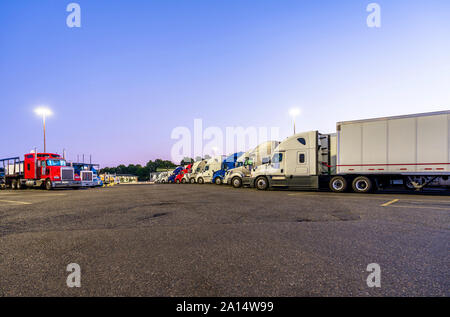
71, 162, 103, 187
212, 152, 244, 185
168, 166, 184, 183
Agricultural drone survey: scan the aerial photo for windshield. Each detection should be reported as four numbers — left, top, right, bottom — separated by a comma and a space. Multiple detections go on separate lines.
46, 159, 67, 167
272, 153, 283, 163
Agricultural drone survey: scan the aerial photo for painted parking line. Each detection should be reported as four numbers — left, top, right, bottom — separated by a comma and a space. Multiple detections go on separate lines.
287, 192, 450, 204
388, 205, 450, 211
381, 199, 399, 207
0, 199, 32, 205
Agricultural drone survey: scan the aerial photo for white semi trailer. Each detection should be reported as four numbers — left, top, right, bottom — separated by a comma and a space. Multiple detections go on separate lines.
249, 111, 450, 192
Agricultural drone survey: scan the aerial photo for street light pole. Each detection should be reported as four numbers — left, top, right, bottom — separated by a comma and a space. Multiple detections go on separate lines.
289, 108, 301, 135
42, 112, 46, 152
35, 107, 52, 153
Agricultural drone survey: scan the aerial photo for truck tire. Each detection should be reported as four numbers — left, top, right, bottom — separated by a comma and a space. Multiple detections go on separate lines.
214, 177, 222, 185
255, 176, 269, 190
181, 178, 186, 184
329, 176, 347, 193
45, 179, 53, 190
231, 176, 242, 188
198, 177, 204, 184
190, 178, 195, 184
352, 176, 372, 193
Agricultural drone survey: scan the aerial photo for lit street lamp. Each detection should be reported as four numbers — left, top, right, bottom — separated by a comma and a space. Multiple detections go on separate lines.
34, 107, 53, 153
289, 108, 301, 135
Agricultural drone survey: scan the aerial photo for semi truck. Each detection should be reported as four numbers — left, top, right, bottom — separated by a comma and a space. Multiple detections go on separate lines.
225, 141, 280, 188
180, 161, 201, 183
248, 111, 450, 192
195, 156, 223, 184
175, 164, 192, 183
71, 162, 100, 187
168, 166, 184, 183
0, 152, 81, 190
212, 152, 244, 185
189, 160, 207, 183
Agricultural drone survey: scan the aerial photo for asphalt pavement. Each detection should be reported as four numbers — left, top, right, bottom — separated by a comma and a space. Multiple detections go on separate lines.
0, 184, 449, 296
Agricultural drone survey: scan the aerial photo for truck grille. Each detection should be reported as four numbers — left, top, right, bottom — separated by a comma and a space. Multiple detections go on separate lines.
61, 168, 74, 181
81, 171, 93, 181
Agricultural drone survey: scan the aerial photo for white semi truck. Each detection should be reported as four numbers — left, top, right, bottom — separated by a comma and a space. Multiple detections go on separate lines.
225, 140, 280, 188
195, 156, 223, 184
248, 111, 450, 192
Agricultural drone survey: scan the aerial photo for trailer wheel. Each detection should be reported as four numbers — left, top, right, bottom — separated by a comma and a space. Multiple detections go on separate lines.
352, 176, 372, 193
214, 177, 222, 185
16, 180, 23, 190
11, 179, 18, 190
255, 176, 269, 190
329, 176, 347, 193
181, 178, 186, 184
231, 176, 242, 188
45, 179, 53, 190
198, 177, 204, 184
190, 178, 195, 184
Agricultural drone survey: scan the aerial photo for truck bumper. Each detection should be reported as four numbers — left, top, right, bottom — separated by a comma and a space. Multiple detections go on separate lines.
81, 181, 96, 187
52, 180, 82, 188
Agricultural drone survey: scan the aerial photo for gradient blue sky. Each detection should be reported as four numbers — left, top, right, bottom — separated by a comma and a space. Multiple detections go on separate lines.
1, 0, 449, 166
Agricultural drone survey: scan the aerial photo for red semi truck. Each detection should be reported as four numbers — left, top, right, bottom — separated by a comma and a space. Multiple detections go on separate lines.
175, 164, 192, 184
0, 152, 81, 190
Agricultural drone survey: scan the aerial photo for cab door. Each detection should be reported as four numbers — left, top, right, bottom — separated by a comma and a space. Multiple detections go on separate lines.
294, 151, 309, 175
266, 151, 288, 186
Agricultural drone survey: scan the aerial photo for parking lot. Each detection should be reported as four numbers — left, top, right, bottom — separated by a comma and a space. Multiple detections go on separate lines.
0, 184, 449, 296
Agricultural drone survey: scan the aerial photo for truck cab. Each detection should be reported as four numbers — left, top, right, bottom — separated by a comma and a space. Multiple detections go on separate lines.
175, 164, 192, 183
212, 152, 244, 185
249, 131, 335, 190
189, 160, 207, 183
195, 156, 223, 184
71, 163, 98, 187
226, 141, 280, 188
168, 166, 183, 183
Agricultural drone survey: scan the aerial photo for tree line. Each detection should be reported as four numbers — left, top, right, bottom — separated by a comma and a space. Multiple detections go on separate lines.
99, 157, 211, 181
100, 159, 177, 181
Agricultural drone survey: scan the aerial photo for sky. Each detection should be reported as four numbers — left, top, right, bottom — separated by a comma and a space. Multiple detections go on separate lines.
0, 0, 449, 166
